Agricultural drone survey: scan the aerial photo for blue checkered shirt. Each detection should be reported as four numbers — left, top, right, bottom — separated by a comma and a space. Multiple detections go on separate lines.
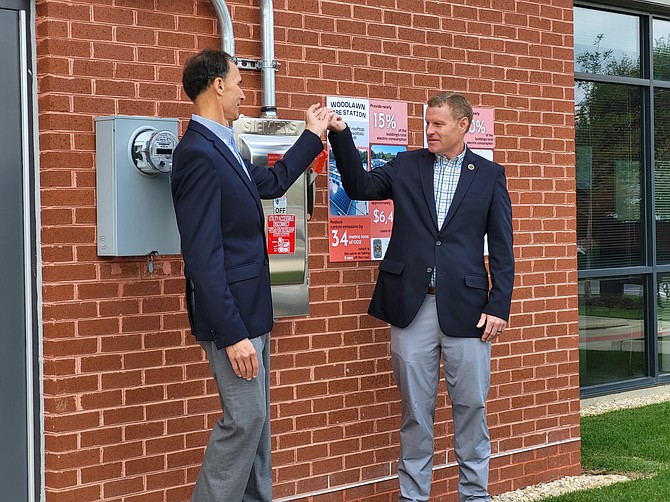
430, 146, 466, 287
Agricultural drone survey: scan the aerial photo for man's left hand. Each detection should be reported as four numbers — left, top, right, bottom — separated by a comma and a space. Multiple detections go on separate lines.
477, 313, 507, 342
225, 338, 259, 380
305, 103, 334, 137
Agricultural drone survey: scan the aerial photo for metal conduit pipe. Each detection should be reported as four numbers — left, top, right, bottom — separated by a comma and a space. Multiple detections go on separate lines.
259, 0, 277, 118
211, 0, 278, 118
210, 0, 235, 56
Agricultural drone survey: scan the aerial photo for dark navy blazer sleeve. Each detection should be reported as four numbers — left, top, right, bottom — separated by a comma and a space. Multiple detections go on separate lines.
328, 127, 395, 200
482, 167, 514, 321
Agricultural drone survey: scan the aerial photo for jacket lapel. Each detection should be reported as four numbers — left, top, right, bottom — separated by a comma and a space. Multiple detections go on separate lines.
440, 148, 478, 232
188, 120, 263, 216
418, 151, 439, 229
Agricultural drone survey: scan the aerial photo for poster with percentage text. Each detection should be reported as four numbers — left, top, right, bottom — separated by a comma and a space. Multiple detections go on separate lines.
327, 97, 408, 262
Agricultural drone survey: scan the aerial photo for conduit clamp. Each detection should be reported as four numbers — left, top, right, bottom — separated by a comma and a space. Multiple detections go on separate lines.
234, 57, 280, 71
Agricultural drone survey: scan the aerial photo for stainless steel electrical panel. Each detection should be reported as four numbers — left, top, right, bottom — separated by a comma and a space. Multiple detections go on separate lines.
233, 116, 310, 318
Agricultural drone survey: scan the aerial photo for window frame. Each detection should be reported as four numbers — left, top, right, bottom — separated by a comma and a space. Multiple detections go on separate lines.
575, 0, 670, 396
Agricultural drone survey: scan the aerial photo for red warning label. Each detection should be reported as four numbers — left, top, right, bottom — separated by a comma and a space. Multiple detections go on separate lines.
267, 153, 283, 167
267, 214, 296, 254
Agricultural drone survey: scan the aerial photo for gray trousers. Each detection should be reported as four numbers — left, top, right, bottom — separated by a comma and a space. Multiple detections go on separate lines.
192, 334, 272, 502
391, 295, 491, 502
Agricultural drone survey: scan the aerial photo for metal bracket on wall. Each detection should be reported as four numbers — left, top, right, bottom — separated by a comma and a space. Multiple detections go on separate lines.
146, 250, 158, 273
234, 58, 280, 71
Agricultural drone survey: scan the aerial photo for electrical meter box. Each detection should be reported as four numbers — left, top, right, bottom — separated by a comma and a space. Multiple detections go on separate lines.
95, 115, 180, 257
233, 117, 310, 318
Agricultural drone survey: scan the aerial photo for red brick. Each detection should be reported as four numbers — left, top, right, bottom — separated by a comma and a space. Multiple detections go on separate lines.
102, 442, 144, 463
95, 79, 136, 97
92, 41, 135, 61
71, 22, 113, 41
103, 475, 145, 498
44, 486, 102, 502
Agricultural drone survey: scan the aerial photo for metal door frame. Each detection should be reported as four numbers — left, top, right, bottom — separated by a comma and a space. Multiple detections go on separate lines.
3, 0, 43, 499
24, 2, 43, 499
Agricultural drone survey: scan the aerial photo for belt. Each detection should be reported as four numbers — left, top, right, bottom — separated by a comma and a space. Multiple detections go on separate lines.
427, 286, 436, 295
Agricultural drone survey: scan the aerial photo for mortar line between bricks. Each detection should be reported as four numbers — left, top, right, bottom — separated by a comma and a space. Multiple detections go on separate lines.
274, 437, 581, 501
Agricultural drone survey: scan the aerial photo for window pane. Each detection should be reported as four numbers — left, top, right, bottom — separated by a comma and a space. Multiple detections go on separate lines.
576, 83, 643, 269
574, 7, 641, 77
655, 88, 670, 264
653, 19, 670, 81
659, 273, 670, 374
579, 276, 645, 386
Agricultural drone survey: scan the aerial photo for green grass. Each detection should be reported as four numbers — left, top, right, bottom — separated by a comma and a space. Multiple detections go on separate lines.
542, 400, 670, 501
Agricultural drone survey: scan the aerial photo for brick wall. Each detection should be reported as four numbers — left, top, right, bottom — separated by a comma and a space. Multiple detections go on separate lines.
36, 0, 581, 500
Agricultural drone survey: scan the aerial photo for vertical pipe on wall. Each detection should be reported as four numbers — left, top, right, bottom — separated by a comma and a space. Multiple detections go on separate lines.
210, 0, 235, 56
259, 0, 277, 118
211, 0, 278, 118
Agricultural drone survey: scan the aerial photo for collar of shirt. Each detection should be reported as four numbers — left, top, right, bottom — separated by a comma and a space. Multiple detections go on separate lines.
191, 114, 251, 179
434, 144, 467, 168
191, 114, 236, 148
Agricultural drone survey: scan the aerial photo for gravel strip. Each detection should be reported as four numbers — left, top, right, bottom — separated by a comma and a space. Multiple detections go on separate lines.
491, 474, 630, 501
491, 389, 670, 501
580, 390, 670, 416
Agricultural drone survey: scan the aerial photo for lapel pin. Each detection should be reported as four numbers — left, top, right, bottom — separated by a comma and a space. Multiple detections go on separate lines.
467, 163, 475, 171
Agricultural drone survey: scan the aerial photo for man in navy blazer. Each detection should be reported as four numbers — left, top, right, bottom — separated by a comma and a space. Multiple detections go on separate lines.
327, 93, 514, 502
171, 49, 332, 502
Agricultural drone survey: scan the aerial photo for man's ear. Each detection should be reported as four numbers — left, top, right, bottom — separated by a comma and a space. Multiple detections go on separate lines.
459, 116, 470, 134
213, 76, 225, 95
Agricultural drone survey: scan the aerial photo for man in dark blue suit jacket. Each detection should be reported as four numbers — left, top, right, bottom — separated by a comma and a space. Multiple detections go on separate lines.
171, 49, 332, 502
327, 93, 514, 502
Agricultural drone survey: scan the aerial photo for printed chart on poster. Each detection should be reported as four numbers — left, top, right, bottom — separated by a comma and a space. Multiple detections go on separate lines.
326, 97, 408, 262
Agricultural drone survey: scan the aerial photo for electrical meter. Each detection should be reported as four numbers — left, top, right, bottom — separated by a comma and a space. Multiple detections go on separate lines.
95, 115, 180, 257
131, 128, 178, 175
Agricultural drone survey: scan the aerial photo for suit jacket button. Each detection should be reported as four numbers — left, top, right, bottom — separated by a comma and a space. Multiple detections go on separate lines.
426, 267, 433, 273
436, 240, 442, 246
210, 329, 216, 335
264, 258, 269, 265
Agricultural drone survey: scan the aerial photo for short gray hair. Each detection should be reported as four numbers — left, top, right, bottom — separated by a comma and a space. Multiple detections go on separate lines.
427, 92, 473, 129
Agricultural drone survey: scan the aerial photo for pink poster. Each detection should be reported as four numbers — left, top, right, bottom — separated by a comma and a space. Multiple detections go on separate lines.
464, 108, 494, 149
326, 97, 408, 262
370, 100, 408, 144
